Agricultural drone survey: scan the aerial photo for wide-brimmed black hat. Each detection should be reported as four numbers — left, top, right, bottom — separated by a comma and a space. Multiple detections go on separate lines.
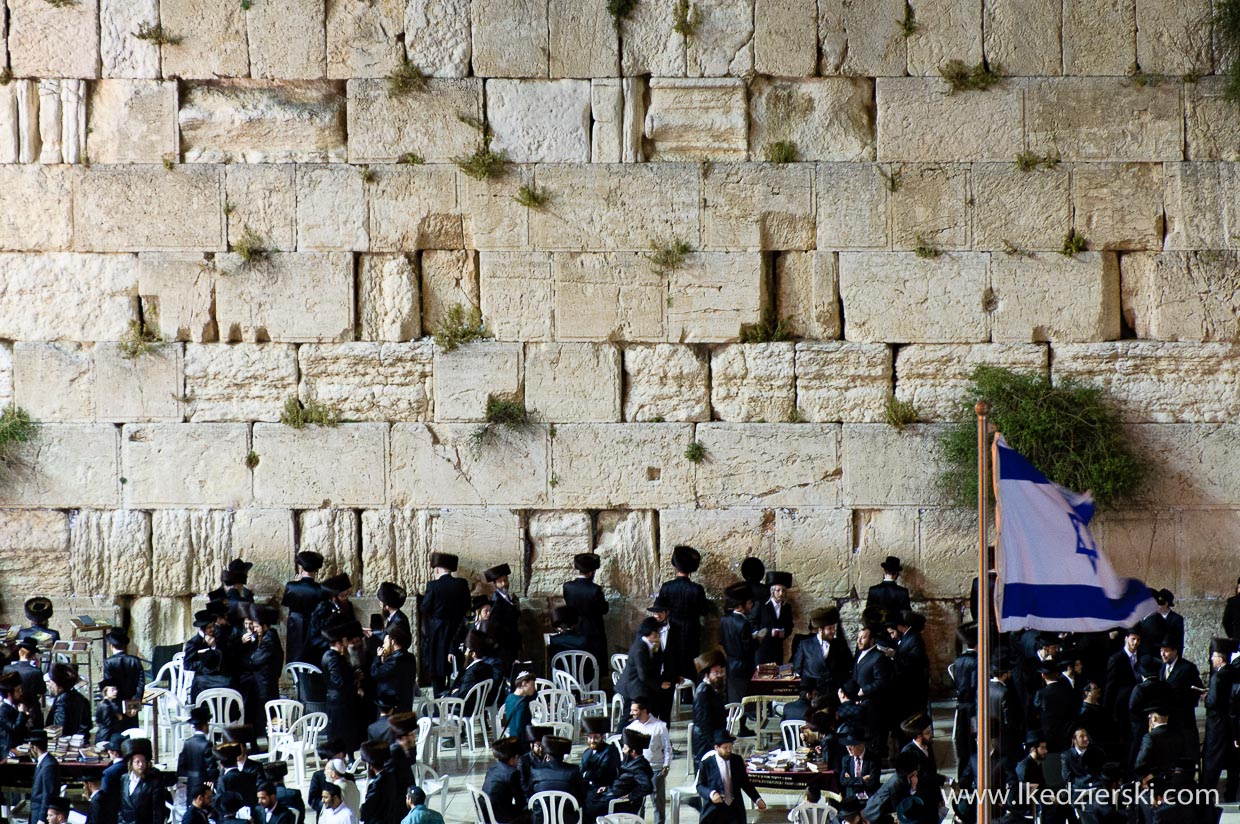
573, 553, 601, 573
1137, 655, 1162, 677
360, 741, 390, 766
623, 729, 651, 751
899, 713, 932, 736
24, 597, 53, 622
711, 729, 735, 746
192, 609, 214, 628
894, 750, 922, 775
837, 798, 864, 818
724, 582, 752, 609
1158, 635, 1181, 651
26, 729, 48, 749
861, 606, 888, 628
472, 594, 491, 611
46, 797, 71, 815
880, 555, 903, 572
296, 551, 324, 572
484, 564, 511, 583
323, 618, 363, 642
16, 637, 39, 654
430, 552, 459, 572
105, 629, 129, 649
766, 571, 792, 588
321, 573, 352, 596
221, 559, 253, 585
464, 628, 493, 654
189, 705, 213, 725
896, 610, 925, 631
671, 545, 701, 573
1024, 731, 1046, 748
1211, 637, 1238, 657
377, 581, 407, 608
740, 557, 765, 583
647, 596, 670, 614
896, 797, 926, 824
1153, 588, 1174, 606
249, 604, 280, 627
47, 663, 79, 691
839, 728, 866, 747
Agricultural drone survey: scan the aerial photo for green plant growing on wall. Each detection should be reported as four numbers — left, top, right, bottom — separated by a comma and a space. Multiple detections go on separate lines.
1014, 150, 1060, 172
241, 0, 252, 8
119, 319, 163, 359
398, 152, 425, 165
913, 236, 943, 259
232, 226, 271, 266
470, 396, 535, 448
453, 114, 508, 180
387, 55, 428, 96
684, 441, 706, 463
937, 366, 1142, 509
280, 396, 341, 429
608, 0, 639, 29
433, 303, 489, 351
1061, 229, 1088, 257
738, 319, 793, 343
1002, 240, 1034, 258
0, 69, 11, 85
673, 0, 697, 37
245, 451, 260, 469
899, 4, 919, 37
884, 397, 919, 431
1126, 64, 1162, 88
134, 22, 184, 45
514, 184, 549, 209
647, 237, 692, 276
939, 60, 1003, 93
359, 165, 377, 184
763, 141, 797, 163
0, 406, 38, 480
43, 0, 77, 8
879, 166, 902, 192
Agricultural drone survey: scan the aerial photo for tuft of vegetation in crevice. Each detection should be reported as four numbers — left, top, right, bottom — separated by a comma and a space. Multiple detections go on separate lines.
738, 318, 794, 343
359, 165, 377, 184
763, 141, 797, 163
241, 0, 252, 8
245, 450, 260, 469
673, 0, 697, 37
433, 303, 489, 352
1002, 240, 1034, 258
879, 166, 902, 193
608, 0, 639, 30
514, 184, 549, 209
470, 396, 536, 448
134, 22, 184, 45
119, 319, 163, 359
939, 59, 1003, 93
387, 55, 428, 96
647, 237, 692, 276
1061, 229, 1088, 257
43, 0, 77, 8
884, 397, 919, 431
913, 236, 943, 259
0, 69, 11, 86
453, 113, 508, 180
1014, 150, 1060, 172
684, 441, 706, 463
280, 396, 342, 429
398, 152, 425, 165
232, 226, 271, 267
0, 406, 38, 481
899, 4, 919, 37
1126, 64, 1162, 88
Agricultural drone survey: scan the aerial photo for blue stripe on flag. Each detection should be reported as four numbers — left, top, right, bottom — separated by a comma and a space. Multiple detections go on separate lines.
995, 441, 1050, 485
1001, 579, 1152, 622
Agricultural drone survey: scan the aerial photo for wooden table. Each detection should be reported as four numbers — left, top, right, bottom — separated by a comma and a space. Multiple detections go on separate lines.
748, 669, 802, 698
0, 756, 108, 788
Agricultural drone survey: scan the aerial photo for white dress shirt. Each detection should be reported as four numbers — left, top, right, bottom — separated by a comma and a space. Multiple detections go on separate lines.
626, 716, 671, 770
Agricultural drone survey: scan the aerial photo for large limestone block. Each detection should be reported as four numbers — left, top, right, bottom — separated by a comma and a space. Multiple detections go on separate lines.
368, 167, 462, 250
299, 509, 362, 581
550, 253, 664, 342
710, 343, 796, 422
100, 0, 160, 78
1186, 79, 1240, 161
361, 508, 433, 594
406, 0, 471, 77
818, 0, 906, 76
486, 80, 589, 163
842, 424, 949, 506
1053, 343, 1240, 423
1121, 252, 1240, 341
754, 0, 818, 75
905, 0, 982, 75
971, 163, 1071, 251
526, 511, 592, 596
433, 342, 523, 422
894, 344, 1049, 421
525, 343, 622, 423
550, 423, 696, 508
795, 342, 891, 423
0, 424, 119, 508
421, 250, 479, 334
644, 79, 748, 162
620, 0, 686, 76
876, 77, 1022, 162
0, 253, 136, 343
471, 0, 548, 76
591, 79, 623, 163
326, 0, 405, 79
70, 510, 151, 596
299, 342, 434, 422
151, 509, 248, 595
776, 251, 840, 340
8, 0, 99, 78
1063, 0, 1135, 75
1071, 163, 1164, 251
595, 510, 659, 598
253, 423, 388, 507
1128, 424, 1240, 508
136, 240, 212, 332
347, 78, 482, 163
13, 342, 95, 422
838, 252, 990, 343
184, 344, 298, 422
231, 509, 297, 593
247, 0, 326, 79
703, 164, 815, 251
225, 165, 297, 252
160, 0, 250, 79
1093, 509, 1179, 598
122, 423, 251, 507
1135, 0, 1211, 77
667, 254, 765, 342
695, 423, 842, 508
215, 252, 354, 343
982, 0, 1062, 76
531, 164, 700, 251
549, 0, 618, 77
657, 509, 778, 591
0, 511, 71, 596
359, 254, 421, 342
389, 423, 549, 506
774, 508, 852, 599
480, 251, 554, 341
749, 77, 875, 163
1025, 79, 1183, 162
623, 344, 710, 422
917, 508, 987, 598
0, 167, 73, 252
459, 167, 532, 250
130, 597, 194, 653
180, 81, 347, 163
890, 163, 970, 249
1180, 511, 1240, 598
1162, 163, 1240, 251
94, 342, 185, 423
686, 0, 754, 77
37, 80, 64, 164
816, 163, 889, 249
0, 345, 10, 409
75, 166, 223, 252
429, 508, 524, 590
88, 81, 178, 164
990, 252, 1121, 342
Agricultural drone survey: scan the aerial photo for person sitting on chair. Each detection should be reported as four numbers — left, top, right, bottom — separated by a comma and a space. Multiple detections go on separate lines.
587, 729, 654, 824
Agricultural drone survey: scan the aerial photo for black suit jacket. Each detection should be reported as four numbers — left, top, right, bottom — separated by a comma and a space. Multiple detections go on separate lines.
258, 805, 295, 824
371, 649, 417, 713
489, 591, 522, 661
791, 634, 853, 696
421, 573, 471, 679
563, 577, 609, 670
31, 753, 59, 824
864, 581, 911, 620
0, 701, 29, 758
176, 732, 218, 792
360, 767, 405, 824
852, 648, 891, 701
1061, 745, 1106, 789
838, 752, 880, 800
695, 752, 761, 822
657, 576, 710, 680
753, 601, 794, 664
103, 653, 146, 702
118, 768, 170, 824
53, 689, 92, 738
1134, 724, 1184, 778
1160, 657, 1203, 724
282, 577, 326, 663
218, 766, 258, 808
1224, 594, 1240, 639
449, 660, 496, 714
1034, 680, 1081, 751
1103, 649, 1139, 726
617, 637, 662, 703
692, 681, 727, 761
529, 759, 585, 824
483, 760, 526, 823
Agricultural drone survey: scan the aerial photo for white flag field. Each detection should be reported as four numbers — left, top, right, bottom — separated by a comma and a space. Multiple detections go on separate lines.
993, 433, 1156, 632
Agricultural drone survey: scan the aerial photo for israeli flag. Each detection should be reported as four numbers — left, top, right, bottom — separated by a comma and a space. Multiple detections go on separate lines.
994, 434, 1156, 632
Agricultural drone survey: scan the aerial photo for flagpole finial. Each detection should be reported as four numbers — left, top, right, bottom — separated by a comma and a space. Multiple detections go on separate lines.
975, 400, 990, 417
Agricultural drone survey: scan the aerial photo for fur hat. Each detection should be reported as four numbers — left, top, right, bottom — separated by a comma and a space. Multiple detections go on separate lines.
265, 761, 289, 781
860, 606, 889, 628
464, 628, 493, 654
249, 603, 281, 627
484, 564, 511, 583
573, 553, 601, 573
694, 648, 726, 674
809, 606, 840, 629
899, 713, 933, 737
360, 741, 390, 766
323, 618, 363, 642
430, 552, 459, 572
492, 737, 521, 761
551, 605, 579, 629
24, 596, 53, 623
295, 551, 324, 572
221, 558, 253, 585
321, 573, 352, 596
766, 571, 792, 589
48, 663, 79, 691
388, 712, 418, 737
542, 735, 572, 758
377, 581, 408, 609
671, 545, 701, 574
740, 557, 765, 583
582, 716, 610, 735
623, 729, 651, 751
122, 737, 153, 760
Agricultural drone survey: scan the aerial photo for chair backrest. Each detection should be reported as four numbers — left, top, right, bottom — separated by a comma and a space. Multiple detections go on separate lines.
551, 670, 584, 700
598, 814, 644, 824
415, 716, 435, 763
265, 699, 304, 735
534, 677, 556, 693
529, 790, 580, 824
790, 802, 834, 824
551, 650, 600, 693
436, 697, 467, 724
531, 689, 575, 725
546, 721, 574, 741
151, 661, 177, 691
469, 785, 497, 824
610, 654, 628, 677
724, 702, 744, 736
780, 719, 806, 751
284, 662, 322, 686
463, 679, 492, 717
290, 712, 329, 748
196, 688, 244, 728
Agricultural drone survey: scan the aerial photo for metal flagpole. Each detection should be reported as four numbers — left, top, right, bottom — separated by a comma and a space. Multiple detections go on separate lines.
975, 401, 992, 824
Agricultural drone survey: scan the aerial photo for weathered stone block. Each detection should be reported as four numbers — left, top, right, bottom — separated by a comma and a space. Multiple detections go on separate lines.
0, 511, 70, 596
430, 508, 524, 590
1053, 342, 1240, 423
0, 253, 137, 343
990, 252, 1121, 342
75, 166, 223, 252
1162, 163, 1240, 251
531, 164, 700, 251
754, 0, 818, 75
1092, 509, 1181, 597
668, 254, 765, 342
8, 0, 99, 78
231, 509, 296, 593
180, 81, 346, 164
459, 166, 532, 251
621, 0, 686, 76
971, 163, 1071, 251
253, 423, 388, 507
100, 0, 160, 78
525, 343, 622, 422
471, 0, 548, 76
137, 254, 215, 344
122, 423, 251, 507
405, 0, 471, 77
87, 81, 177, 164
1121, 252, 1240, 342
695, 423, 842, 507
299, 508, 362, 581
0, 167, 73, 252
595, 510, 659, 598
95, 342, 184, 423
905, 0, 983, 75
0, 425, 119, 508
551, 253, 664, 342
295, 165, 368, 251
816, 163, 889, 249
1071, 163, 1164, 251
326, 0, 405, 79
623, 344, 710, 422
130, 597, 194, 653
549, 0, 618, 77
433, 342, 523, 422
357, 254, 420, 343
818, 0, 905, 76
1135, 0, 1211, 77
1186, 79, 1240, 161
160, 0, 250, 79
247, 0, 326, 79
300, 342, 434, 422
890, 163, 970, 249
703, 164, 815, 251
13, 342, 95, 422
1180, 511, 1240, 598
389, 423, 549, 507
658, 508, 777, 591
487, 80, 590, 163
361, 508, 432, 594
894, 344, 1049, 421
917, 508, 987, 599
1063, 0, 1135, 75
749, 77, 875, 163
686, 0, 754, 77
876, 77, 1022, 162
842, 424, 949, 506
526, 511, 592, 596
184, 344, 298, 422
347, 78, 482, 163
591, 79, 624, 163
645, 79, 748, 162
551, 423, 696, 508
1025, 79, 1183, 162
70, 510, 151, 596
983, 0, 1062, 76
776, 251, 841, 340
421, 250, 479, 334
150, 509, 280, 596
838, 252, 990, 343
225, 165, 297, 252
368, 167, 462, 251
795, 342, 891, 423
1128, 424, 1240, 508
710, 343, 796, 422
0, 345, 12, 409
480, 251, 554, 341
215, 252, 354, 343
776, 508, 852, 599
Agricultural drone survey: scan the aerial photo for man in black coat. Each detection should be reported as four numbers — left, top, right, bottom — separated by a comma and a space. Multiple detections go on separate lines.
47, 663, 91, 738
1134, 704, 1184, 782
1139, 590, 1185, 655
691, 650, 728, 764
864, 556, 911, 622
183, 610, 231, 701
385, 711, 417, 791
256, 782, 296, 824
359, 742, 405, 824
221, 559, 256, 606
102, 629, 145, 708
617, 618, 669, 720
240, 604, 284, 736
952, 624, 979, 781
579, 716, 621, 817
753, 571, 794, 665
563, 553, 608, 678
371, 623, 417, 714
27, 730, 59, 824
118, 737, 170, 824
1061, 726, 1107, 790
893, 610, 930, 731
1033, 658, 1081, 754
447, 629, 497, 714
1201, 637, 1239, 801
852, 625, 893, 760
371, 581, 412, 646
1013, 734, 1048, 818
838, 730, 881, 803
1103, 626, 1141, 757
1223, 578, 1240, 639
321, 619, 364, 756
216, 741, 258, 809
176, 705, 218, 799
657, 546, 711, 682
529, 736, 586, 824
1128, 656, 1172, 770
421, 552, 471, 696
791, 606, 853, 698
862, 750, 935, 824
695, 731, 766, 824
483, 737, 528, 824
1158, 637, 1203, 753
485, 565, 522, 672
717, 584, 758, 705
282, 550, 326, 664
588, 729, 654, 822
6, 638, 46, 729
307, 574, 357, 672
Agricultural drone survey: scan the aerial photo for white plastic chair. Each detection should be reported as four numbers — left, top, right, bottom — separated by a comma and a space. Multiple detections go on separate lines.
195, 687, 244, 743
610, 693, 626, 730
790, 801, 835, 824
469, 784, 498, 824
552, 670, 607, 737
724, 702, 744, 736
265, 699, 304, 753
462, 679, 493, 753
432, 697, 465, 769
531, 689, 576, 727
685, 723, 696, 776
545, 721, 574, 741
150, 660, 189, 759
551, 650, 601, 694
610, 654, 628, 679
780, 719, 806, 751
599, 815, 644, 824
534, 677, 557, 694
670, 677, 694, 721
415, 762, 450, 815
529, 790, 580, 824
416, 715, 436, 766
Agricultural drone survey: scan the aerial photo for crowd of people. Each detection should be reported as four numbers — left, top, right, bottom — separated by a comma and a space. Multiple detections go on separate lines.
0, 548, 1237, 824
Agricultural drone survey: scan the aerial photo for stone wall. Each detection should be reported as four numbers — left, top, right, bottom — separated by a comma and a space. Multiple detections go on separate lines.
1, 0, 1237, 688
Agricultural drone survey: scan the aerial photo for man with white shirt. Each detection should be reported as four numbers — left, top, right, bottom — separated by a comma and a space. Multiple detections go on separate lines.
696, 731, 765, 824
320, 784, 356, 824
754, 572, 794, 664
627, 696, 671, 824
791, 607, 852, 699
